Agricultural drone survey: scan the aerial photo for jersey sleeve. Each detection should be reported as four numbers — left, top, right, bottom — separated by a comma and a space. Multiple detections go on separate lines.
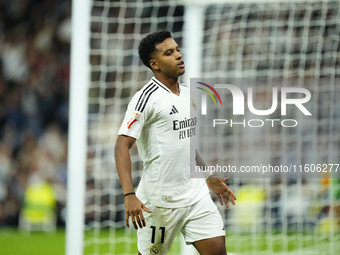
118, 91, 155, 139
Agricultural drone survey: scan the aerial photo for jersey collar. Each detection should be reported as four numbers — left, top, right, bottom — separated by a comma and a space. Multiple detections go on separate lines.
151, 77, 181, 94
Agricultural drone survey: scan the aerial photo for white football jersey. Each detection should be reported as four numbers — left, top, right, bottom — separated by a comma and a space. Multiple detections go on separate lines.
118, 77, 209, 208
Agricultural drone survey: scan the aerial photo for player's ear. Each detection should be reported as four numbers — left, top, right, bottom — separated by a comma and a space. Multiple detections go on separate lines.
149, 59, 159, 70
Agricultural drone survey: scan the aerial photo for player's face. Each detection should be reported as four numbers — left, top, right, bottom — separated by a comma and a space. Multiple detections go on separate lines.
150, 38, 185, 78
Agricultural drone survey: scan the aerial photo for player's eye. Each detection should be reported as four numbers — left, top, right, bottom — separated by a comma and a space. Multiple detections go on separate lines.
165, 51, 172, 56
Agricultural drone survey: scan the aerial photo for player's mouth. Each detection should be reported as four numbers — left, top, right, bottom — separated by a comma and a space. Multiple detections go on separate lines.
178, 61, 185, 68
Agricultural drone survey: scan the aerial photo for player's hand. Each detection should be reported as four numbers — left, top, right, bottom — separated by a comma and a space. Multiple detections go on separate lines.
206, 175, 237, 208
124, 195, 152, 230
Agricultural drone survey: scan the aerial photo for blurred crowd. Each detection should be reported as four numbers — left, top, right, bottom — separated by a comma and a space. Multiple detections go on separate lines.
0, 0, 71, 226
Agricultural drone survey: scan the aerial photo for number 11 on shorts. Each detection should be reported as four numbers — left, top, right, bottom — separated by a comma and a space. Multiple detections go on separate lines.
150, 226, 165, 244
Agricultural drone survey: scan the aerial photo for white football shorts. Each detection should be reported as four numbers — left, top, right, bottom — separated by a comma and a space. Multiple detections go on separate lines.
137, 193, 225, 255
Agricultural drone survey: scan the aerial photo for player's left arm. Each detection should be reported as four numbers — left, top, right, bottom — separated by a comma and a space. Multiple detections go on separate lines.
195, 150, 237, 208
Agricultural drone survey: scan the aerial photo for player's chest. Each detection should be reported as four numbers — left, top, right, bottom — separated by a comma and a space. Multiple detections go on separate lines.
157, 94, 190, 121
154, 94, 198, 140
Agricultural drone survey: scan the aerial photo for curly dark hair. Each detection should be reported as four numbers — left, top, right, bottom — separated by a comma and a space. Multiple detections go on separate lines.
138, 31, 172, 70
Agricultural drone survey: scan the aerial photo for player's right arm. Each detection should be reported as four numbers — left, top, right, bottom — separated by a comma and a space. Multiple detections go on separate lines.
115, 135, 152, 230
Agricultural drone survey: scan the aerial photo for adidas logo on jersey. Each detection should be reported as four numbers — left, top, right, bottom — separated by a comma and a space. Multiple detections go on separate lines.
169, 105, 179, 115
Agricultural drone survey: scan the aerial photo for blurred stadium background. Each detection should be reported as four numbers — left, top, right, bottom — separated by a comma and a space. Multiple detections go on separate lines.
0, 0, 339, 255
0, 0, 70, 234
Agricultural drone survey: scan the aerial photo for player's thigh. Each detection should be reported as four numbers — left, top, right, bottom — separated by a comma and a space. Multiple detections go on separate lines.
193, 236, 227, 255
181, 194, 225, 245
137, 205, 186, 255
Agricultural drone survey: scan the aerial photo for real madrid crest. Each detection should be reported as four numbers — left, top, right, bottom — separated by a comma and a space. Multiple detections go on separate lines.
150, 245, 159, 254
191, 99, 197, 111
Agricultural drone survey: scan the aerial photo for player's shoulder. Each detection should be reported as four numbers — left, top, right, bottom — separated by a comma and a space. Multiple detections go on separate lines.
138, 77, 172, 95
131, 77, 170, 112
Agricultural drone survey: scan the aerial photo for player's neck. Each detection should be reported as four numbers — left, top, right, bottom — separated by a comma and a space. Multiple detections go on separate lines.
154, 74, 179, 96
